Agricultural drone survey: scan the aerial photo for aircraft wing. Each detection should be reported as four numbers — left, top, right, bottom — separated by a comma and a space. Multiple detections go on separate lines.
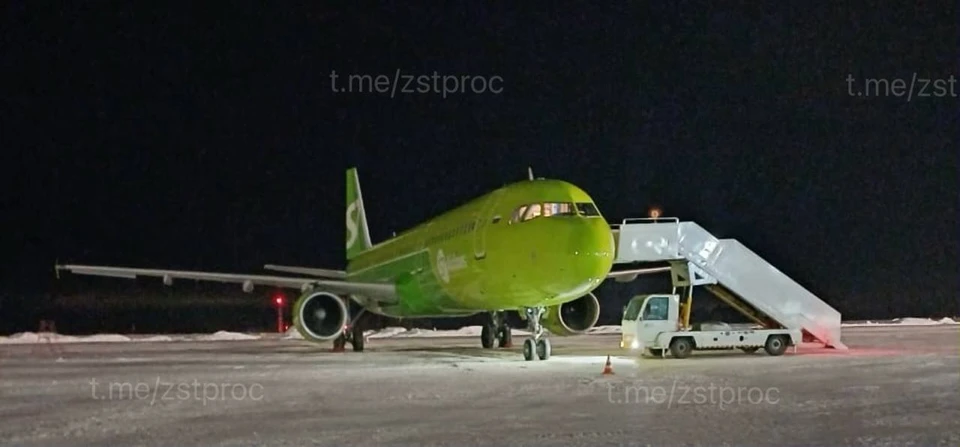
606, 266, 671, 282
54, 264, 397, 302
263, 264, 346, 279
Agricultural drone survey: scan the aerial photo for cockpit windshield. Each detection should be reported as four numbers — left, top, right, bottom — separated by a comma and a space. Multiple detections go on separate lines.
510, 201, 600, 223
575, 202, 599, 216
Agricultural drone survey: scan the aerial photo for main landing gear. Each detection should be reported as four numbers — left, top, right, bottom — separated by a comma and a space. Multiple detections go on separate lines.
333, 309, 367, 353
522, 306, 550, 361
481, 311, 512, 349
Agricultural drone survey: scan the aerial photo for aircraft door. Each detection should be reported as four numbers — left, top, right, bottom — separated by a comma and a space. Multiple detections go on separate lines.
473, 190, 504, 260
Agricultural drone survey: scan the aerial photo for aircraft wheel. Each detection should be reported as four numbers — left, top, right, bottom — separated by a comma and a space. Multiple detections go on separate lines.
497, 326, 512, 348
332, 334, 347, 352
522, 338, 536, 361
350, 325, 365, 352
536, 338, 551, 360
481, 323, 495, 349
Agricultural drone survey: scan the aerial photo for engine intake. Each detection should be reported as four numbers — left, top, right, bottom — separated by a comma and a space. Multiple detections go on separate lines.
542, 292, 600, 336
293, 291, 348, 341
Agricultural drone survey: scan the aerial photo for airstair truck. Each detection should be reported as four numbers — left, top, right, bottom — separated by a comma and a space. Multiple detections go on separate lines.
611, 217, 846, 358
620, 293, 800, 358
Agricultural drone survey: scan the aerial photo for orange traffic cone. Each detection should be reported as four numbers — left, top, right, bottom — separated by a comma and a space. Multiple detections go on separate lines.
602, 355, 615, 375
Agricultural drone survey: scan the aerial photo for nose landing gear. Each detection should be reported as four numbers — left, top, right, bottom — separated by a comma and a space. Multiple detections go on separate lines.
522, 306, 550, 361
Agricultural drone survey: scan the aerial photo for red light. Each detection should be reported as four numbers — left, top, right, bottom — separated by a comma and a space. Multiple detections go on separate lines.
274, 295, 285, 306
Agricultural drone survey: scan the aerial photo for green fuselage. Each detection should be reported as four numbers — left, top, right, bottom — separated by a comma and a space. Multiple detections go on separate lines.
346, 179, 616, 318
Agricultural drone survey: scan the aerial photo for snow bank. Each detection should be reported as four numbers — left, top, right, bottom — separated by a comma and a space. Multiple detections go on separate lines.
0, 331, 259, 345
195, 331, 261, 341
282, 326, 303, 340
137, 335, 174, 342
841, 317, 959, 327
0, 332, 131, 344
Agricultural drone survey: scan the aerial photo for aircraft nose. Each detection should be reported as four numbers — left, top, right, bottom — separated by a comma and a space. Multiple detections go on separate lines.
568, 218, 616, 280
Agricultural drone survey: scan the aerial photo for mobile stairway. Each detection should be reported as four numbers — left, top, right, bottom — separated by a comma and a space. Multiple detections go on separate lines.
611, 217, 847, 350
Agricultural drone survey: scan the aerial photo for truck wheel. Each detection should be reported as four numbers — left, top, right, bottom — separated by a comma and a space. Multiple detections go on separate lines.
741, 347, 759, 354
669, 338, 693, 359
764, 335, 788, 356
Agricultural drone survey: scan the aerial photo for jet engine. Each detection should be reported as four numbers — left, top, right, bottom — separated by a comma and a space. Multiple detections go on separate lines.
542, 292, 601, 336
292, 291, 348, 342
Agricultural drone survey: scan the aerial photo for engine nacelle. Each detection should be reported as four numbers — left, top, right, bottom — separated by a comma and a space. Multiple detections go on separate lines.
542, 292, 600, 336
292, 291, 348, 342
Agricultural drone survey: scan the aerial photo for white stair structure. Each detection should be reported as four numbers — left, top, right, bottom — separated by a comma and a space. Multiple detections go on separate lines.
612, 217, 846, 350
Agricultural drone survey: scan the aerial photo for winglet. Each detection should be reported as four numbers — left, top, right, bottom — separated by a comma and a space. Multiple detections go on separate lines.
528, 166, 534, 180
54, 259, 60, 279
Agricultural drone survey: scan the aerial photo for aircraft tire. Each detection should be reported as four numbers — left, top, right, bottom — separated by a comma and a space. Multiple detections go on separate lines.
332, 334, 347, 351
536, 338, 551, 360
350, 324, 365, 352
481, 324, 495, 349
522, 338, 536, 361
497, 326, 512, 348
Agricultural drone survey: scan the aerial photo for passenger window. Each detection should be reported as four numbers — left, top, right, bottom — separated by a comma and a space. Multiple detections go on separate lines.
543, 203, 557, 217
523, 203, 542, 221
641, 297, 669, 321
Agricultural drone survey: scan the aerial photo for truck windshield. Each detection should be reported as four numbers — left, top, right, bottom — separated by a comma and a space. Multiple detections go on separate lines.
623, 299, 644, 321
642, 297, 669, 321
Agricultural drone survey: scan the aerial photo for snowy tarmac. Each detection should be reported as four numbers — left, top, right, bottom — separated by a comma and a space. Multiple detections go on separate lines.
1, 325, 958, 446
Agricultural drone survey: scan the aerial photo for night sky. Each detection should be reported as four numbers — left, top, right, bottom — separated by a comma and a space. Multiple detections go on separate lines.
3, 3, 957, 334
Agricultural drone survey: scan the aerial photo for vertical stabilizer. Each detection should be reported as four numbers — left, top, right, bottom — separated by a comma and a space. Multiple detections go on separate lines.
346, 167, 373, 260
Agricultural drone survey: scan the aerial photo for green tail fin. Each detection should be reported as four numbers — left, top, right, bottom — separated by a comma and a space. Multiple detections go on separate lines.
346, 167, 372, 260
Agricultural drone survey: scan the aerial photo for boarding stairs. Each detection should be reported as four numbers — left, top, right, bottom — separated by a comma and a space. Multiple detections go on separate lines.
611, 217, 847, 350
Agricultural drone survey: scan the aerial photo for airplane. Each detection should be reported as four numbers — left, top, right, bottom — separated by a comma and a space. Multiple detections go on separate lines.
55, 167, 668, 360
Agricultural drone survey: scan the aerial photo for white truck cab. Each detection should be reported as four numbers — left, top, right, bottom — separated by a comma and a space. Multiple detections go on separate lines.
620, 294, 800, 358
